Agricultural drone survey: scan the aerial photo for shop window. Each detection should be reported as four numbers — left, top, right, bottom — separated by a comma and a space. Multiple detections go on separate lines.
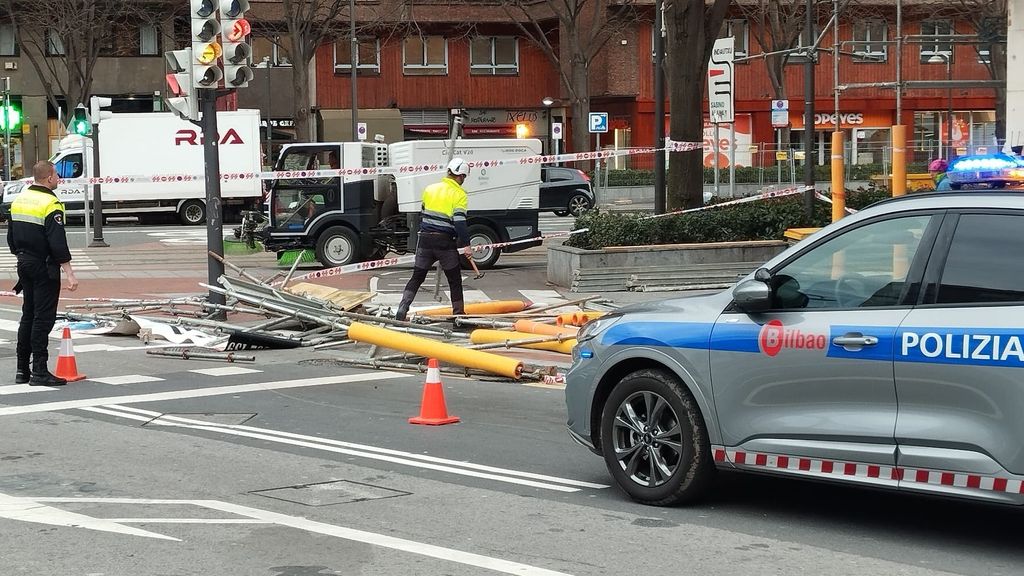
0, 24, 17, 56
470, 37, 518, 75
719, 19, 748, 59
403, 35, 447, 76
920, 20, 953, 64
252, 36, 292, 67
852, 20, 886, 62
335, 38, 380, 73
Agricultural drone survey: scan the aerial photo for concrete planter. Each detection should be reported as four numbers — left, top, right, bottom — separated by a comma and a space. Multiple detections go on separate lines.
547, 240, 789, 292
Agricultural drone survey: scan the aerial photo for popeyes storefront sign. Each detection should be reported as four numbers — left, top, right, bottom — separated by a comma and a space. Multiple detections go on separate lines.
790, 111, 893, 130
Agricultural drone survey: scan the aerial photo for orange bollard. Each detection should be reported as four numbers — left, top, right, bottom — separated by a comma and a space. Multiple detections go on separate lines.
513, 319, 578, 337
555, 311, 608, 327
417, 300, 532, 317
54, 327, 87, 382
409, 358, 460, 426
469, 329, 576, 355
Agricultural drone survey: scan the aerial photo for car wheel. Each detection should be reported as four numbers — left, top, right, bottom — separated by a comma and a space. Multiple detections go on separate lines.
600, 368, 713, 506
315, 226, 361, 268
179, 200, 206, 225
467, 224, 501, 269
567, 193, 592, 217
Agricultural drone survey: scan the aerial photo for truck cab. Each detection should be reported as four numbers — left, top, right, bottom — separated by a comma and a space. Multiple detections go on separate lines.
251, 138, 543, 269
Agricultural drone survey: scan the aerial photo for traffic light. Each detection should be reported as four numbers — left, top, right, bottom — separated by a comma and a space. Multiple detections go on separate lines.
69, 104, 91, 136
220, 0, 253, 88
191, 0, 222, 90
164, 48, 198, 120
0, 103, 21, 131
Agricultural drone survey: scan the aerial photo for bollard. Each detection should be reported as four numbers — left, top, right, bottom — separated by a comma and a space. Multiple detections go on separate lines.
831, 131, 846, 223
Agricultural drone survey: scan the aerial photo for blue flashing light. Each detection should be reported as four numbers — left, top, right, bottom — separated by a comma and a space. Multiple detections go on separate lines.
949, 154, 1024, 173
580, 349, 594, 359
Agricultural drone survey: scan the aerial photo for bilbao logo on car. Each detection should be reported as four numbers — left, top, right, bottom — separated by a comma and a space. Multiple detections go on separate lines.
758, 319, 827, 357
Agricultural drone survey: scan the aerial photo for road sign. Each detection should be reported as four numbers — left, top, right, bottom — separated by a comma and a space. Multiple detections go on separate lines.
357, 122, 367, 141
771, 99, 789, 127
588, 112, 608, 133
552, 122, 563, 140
707, 37, 735, 124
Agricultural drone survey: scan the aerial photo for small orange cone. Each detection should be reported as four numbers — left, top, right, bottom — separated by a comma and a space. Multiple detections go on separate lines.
409, 358, 459, 426
54, 327, 87, 382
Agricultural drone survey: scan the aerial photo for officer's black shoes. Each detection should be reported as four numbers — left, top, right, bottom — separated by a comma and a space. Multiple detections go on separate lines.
29, 371, 67, 387
15, 370, 29, 384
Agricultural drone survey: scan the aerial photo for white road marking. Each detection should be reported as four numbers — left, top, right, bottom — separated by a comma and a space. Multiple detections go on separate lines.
0, 493, 178, 541
107, 518, 270, 524
0, 384, 56, 395
14, 494, 573, 576
189, 367, 263, 377
0, 372, 408, 417
90, 375, 166, 386
84, 405, 608, 492
0, 250, 98, 271
459, 289, 490, 303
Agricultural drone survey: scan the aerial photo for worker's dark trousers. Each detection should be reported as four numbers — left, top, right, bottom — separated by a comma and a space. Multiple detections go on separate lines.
16, 259, 61, 374
396, 233, 465, 318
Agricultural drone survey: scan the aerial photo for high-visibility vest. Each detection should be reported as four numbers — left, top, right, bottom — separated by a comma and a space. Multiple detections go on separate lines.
420, 176, 468, 234
11, 187, 64, 226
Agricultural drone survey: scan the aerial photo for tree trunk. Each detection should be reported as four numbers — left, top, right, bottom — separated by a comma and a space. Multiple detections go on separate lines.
569, 55, 590, 158
292, 56, 313, 142
666, 2, 707, 210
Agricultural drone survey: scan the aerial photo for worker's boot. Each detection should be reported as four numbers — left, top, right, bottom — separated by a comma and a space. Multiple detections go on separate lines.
15, 356, 29, 384
30, 358, 66, 387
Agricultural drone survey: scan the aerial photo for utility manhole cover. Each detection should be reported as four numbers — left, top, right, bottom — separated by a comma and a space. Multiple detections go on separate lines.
251, 480, 410, 506
143, 413, 257, 427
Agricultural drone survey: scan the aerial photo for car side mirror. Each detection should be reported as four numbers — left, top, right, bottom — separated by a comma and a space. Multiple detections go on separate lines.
733, 268, 773, 312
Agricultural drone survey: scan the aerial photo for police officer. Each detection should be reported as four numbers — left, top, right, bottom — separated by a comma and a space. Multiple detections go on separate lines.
8, 161, 78, 386
395, 158, 473, 321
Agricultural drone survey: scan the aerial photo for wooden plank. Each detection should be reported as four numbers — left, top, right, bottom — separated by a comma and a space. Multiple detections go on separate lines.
284, 283, 375, 311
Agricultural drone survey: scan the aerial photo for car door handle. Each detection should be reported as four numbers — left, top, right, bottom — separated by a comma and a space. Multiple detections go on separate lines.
832, 334, 879, 347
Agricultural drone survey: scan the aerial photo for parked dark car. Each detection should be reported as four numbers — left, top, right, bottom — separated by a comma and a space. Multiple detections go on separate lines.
540, 167, 594, 217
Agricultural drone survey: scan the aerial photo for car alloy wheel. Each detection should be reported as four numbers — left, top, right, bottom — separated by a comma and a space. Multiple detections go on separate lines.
612, 390, 683, 488
568, 194, 591, 217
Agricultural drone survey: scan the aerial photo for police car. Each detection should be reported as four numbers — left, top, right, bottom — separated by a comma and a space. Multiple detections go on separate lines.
566, 191, 1024, 506
945, 153, 1024, 189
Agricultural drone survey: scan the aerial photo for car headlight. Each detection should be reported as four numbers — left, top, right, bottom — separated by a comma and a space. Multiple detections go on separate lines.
576, 313, 621, 343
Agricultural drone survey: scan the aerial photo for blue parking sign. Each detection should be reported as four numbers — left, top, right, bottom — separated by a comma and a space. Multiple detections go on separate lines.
589, 112, 608, 133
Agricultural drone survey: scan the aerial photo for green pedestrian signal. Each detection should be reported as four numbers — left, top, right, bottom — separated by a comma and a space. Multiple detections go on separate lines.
0, 104, 21, 131
69, 104, 91, 136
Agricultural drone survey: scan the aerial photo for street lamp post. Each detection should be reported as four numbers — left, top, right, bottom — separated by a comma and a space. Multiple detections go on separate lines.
263, 55, 271, 166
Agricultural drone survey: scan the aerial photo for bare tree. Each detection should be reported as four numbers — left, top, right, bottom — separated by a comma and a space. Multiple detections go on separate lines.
503, 0, 639, 157
4, 0, 174, 116
664, 0, 732, 210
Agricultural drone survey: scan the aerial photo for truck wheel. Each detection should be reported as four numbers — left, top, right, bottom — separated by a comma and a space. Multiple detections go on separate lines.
600, 368, 713, 506
179, 200, 206, 225
467, 224, 501, 269
316, 226, 360, 268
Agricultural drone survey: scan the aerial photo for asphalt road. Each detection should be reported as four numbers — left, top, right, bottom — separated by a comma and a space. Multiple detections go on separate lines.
2, 223, 1023, 575
1, 299, 1023, 575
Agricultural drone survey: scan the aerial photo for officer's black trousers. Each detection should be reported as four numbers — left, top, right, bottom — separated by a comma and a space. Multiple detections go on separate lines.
397, 233, 465, 318
16, 259, 61, 373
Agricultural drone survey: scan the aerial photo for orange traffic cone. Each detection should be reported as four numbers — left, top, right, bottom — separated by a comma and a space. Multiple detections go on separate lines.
54, 327, 87, 382
409, 358, 459, 426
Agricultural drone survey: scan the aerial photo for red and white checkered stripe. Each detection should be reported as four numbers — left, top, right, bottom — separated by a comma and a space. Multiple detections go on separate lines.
712, 446, 1024, 495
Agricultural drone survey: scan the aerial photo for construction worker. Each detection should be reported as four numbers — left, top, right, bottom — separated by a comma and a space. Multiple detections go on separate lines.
395, 158, 473, 321
7, 161, 78, 386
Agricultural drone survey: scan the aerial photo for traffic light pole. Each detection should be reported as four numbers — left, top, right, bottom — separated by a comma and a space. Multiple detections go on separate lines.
89, 123, 108, 247
201, 89, 226, 311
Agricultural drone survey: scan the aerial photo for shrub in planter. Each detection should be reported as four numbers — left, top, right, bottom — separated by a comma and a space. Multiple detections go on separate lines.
565, 188, 892, 250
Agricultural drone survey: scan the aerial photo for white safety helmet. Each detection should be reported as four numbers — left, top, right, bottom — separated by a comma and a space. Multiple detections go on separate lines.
447, 158, 471, 178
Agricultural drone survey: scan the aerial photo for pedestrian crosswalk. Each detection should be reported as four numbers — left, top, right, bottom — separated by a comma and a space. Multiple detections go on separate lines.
368, 274, 568, 310
0, 367, 267, 396
0, 249, 99, 272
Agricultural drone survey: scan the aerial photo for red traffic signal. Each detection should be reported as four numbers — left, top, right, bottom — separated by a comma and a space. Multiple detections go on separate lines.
226, 18, 250, 42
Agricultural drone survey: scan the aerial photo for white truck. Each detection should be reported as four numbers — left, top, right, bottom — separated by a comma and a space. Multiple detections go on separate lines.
243, 138, 543, 268
2, 109, 263, 225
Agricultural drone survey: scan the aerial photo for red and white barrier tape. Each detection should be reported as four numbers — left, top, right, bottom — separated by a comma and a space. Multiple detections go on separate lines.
3, 142, 703, 188
814, 191, 859, 214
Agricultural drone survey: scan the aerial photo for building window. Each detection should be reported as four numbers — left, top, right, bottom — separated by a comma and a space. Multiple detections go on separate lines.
719, 19, 748, 58
139, 24, 159, 56
0, 24, 16, 56
334, 38, 380, 73
789, 25, 818, 63
470, 36, 518, 75
976, 17, 998, 65
920, 20, 953, 63
252, 36, 292, 67
46, 29, 63, 56
403, 35, 447, 75
852, 20, 887, 62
